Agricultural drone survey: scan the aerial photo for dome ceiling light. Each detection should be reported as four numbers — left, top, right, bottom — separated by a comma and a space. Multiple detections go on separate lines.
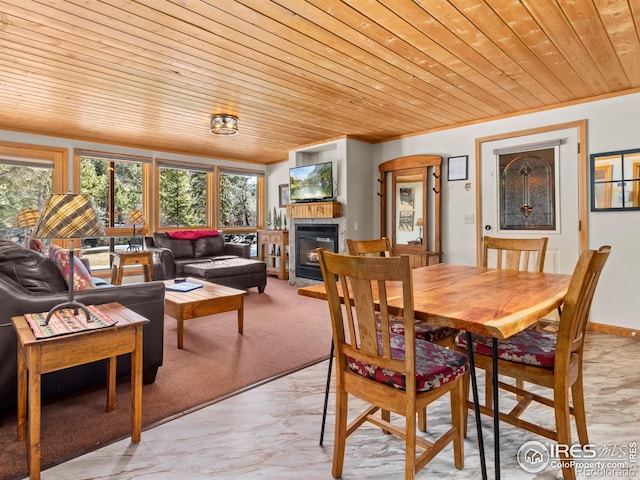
210, 114, 238, 135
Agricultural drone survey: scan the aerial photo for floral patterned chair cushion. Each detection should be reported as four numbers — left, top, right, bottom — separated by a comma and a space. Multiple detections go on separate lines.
48, 244, 95, 291
375, 312, 456, 343
454, 329, 557, 368
347, 334, 468, 392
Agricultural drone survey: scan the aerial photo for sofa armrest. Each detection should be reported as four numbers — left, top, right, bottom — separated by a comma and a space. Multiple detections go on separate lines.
224, 242, 250, 259
145, 246, 176, 280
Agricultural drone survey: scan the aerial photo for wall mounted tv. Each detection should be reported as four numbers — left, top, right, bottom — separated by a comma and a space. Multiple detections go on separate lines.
289, 161, 334, 203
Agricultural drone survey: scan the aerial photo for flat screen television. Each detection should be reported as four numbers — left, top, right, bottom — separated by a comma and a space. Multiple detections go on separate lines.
289, 161, 334, 202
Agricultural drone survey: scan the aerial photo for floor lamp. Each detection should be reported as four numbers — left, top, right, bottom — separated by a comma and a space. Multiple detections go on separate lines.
31, 193, 105, 324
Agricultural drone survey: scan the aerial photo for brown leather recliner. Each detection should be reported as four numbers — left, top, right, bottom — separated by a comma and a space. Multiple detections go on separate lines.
0, 239, 165, 411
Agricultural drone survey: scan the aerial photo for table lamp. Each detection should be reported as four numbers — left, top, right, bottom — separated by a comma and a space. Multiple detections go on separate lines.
126, 209, 144, 250
31, 193, 105, 324
16, 208, 40, 244
415, 217, 423, 245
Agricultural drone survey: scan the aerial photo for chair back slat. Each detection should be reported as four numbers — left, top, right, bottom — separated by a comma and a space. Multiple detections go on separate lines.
557, 246, 611, 360
483, 236, 548, 272
318, 249, 415, 376
347, 237, 392, 257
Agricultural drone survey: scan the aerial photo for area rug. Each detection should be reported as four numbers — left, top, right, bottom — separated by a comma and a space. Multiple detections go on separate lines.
0, 277, 332, 480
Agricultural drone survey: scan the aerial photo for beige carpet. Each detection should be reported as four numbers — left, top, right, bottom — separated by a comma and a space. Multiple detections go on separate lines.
0, 277, 332, 480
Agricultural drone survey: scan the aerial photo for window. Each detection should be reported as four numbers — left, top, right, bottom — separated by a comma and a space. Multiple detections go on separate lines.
0, 142, 67, 245
0, 158, 53, 242
157, 161, 212, 228
75, 150, 151, 269
219, 168, 264, 230
79, 155, 145, 227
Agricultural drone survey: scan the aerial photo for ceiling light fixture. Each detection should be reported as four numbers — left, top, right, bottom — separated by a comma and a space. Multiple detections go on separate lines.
210, 114, 239, 135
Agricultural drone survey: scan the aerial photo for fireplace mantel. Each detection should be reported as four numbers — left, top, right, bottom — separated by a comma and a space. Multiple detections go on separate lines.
285, 201, 341, 219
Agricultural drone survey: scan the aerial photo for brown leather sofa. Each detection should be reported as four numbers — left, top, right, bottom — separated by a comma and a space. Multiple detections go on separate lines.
0, 239, 165, 411
144, 232, 267, 292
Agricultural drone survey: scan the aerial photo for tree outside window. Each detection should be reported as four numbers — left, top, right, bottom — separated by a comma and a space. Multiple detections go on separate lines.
79, 154, 145, 269
0, 162, 52, 242
219, 171, 258, 228
158, 166, 207, 227
80, 157, 143, 228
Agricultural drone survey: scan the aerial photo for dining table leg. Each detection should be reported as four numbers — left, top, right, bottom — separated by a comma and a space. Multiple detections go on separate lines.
493, 337, 501, 480
466, 332, 488, 480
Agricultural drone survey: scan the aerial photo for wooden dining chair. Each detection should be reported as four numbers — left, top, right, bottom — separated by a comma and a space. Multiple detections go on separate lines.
347, 237, 457, 347
346, 237, 393, 257
320, 237, 456, 445
318, 249, 468, 480
481, 235, 549, 405
456, 246, 611, 480
482, 236, 548, 272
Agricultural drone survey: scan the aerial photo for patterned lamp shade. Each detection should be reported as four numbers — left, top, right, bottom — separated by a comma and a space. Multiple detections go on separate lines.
31, 194, 105, 325
16, 208, 40, 228
126, 209, 144, 226
32, 193, 105, 240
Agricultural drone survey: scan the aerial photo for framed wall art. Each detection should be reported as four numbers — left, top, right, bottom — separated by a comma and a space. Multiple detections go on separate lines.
448, 155, 468, 181
279, 184, 290, 208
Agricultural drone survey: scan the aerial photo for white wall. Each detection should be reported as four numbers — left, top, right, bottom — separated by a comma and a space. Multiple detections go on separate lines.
373, 93, 640, 330
266, 161, 289, 222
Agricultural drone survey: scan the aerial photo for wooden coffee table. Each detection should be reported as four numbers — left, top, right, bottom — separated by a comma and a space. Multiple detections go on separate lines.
163, 278, 246, 349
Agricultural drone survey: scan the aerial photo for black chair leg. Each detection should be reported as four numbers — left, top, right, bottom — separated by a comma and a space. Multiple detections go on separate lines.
319, 341, 334, 446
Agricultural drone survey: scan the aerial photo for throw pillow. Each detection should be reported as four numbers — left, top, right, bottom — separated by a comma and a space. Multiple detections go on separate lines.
48, 244, 95, 290
26, 236, 44, 253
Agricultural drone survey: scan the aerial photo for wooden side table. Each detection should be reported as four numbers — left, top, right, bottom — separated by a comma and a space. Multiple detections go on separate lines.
111, 250, 154, 285
12, 302, 149, 480
257, 229, 289, 280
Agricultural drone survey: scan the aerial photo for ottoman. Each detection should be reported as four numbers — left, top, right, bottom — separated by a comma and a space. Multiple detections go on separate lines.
182, 258, 267, 293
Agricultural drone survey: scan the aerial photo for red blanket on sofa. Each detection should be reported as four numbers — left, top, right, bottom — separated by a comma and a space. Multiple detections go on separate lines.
166, 229, 220, 240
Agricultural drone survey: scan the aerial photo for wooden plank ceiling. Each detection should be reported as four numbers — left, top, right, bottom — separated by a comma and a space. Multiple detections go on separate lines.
1, 1, 639, 164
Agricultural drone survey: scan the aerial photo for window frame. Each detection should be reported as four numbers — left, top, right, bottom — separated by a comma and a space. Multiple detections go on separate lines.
73, 149, 152, 237
217, 166, 265, 232
0, 142, 68, 245
155, 158, 215, 231
0, 141, 67, 192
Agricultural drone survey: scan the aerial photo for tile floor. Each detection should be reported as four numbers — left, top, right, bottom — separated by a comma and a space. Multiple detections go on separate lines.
30, 332, 640, 480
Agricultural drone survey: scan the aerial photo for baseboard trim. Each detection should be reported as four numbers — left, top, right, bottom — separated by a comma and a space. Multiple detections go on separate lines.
537, 318, 637, 339
588, 322, 639, 338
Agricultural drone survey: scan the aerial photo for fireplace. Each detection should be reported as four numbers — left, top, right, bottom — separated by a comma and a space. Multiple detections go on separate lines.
295, 224, 339, 281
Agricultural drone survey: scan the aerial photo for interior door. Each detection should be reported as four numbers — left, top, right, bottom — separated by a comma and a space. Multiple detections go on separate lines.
480, 127, 581, 274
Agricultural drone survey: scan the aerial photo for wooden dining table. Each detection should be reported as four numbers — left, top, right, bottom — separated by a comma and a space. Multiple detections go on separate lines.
298, 262, 571, 480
